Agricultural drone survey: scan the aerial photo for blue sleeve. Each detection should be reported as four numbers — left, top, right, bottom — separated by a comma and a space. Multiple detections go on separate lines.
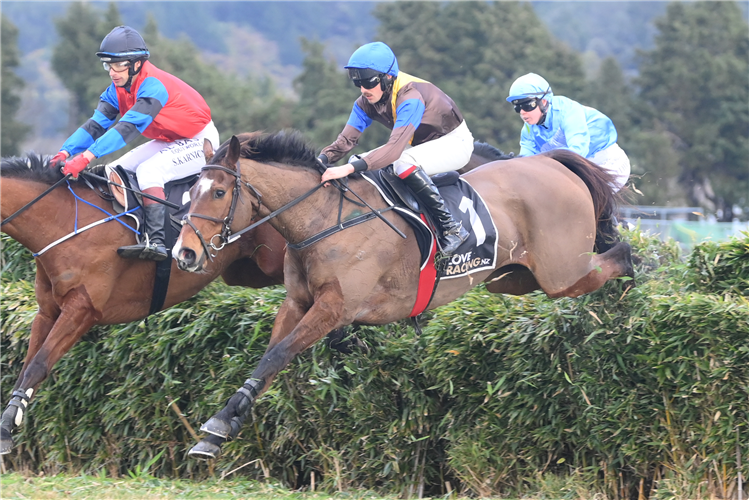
557, 101, 591, 157
88, 77, 168, 158
60, 84, 121, 155
393, 98, 425, 130
518, 124, 538, 157
346, 102, 373, 132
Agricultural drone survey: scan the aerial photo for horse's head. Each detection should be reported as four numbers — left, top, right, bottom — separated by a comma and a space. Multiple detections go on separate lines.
174, 135, 257, 273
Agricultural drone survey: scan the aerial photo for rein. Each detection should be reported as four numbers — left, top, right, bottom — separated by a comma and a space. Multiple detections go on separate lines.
182, 159, 407, 257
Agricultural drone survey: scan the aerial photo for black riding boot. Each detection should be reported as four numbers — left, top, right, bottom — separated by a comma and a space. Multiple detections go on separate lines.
117, 203, 169, 261
401, 167, 469, 255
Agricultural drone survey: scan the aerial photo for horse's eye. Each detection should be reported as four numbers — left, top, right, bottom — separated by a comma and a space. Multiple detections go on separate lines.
214, 189, 226, 199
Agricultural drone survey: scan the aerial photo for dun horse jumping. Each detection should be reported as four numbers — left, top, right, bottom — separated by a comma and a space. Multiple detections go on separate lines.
0, 143, 287, 455
173, 130, 634, 458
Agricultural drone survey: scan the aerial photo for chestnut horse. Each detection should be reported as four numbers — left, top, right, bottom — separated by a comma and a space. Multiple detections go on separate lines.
0, 145, 287, 456
173, 131, 634, 459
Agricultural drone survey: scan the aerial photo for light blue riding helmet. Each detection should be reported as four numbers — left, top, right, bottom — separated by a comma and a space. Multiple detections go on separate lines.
506, 73, 553, 103
345, 42, 399, 77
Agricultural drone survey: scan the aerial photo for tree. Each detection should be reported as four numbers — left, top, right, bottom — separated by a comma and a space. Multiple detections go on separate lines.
1, 15, 31, 156
52, 3, 121, 129
141, 16, 294, 143
290, 39, 388, 154
374, 1, 586, 155
635, 1, 749, 220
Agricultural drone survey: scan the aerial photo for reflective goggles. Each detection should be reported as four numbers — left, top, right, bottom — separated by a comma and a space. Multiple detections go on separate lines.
512, 99, 539, 113
102, 61, 131, 72
353, 75, 382, 90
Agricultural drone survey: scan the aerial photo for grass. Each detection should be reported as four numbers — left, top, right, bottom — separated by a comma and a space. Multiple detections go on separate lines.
0, 472, 401, 500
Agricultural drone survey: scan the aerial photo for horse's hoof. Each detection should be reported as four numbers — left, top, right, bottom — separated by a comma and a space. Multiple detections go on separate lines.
0, 430, 13, 455
200, 416, 231, 438
188, 439, 221, 460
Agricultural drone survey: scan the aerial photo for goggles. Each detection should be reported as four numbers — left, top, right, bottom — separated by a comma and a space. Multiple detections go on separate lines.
512, 99, 539, 113
353, 75, 382, 90
102, 61, 131, 72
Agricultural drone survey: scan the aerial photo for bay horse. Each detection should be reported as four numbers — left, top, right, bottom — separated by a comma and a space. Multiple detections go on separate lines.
0, 139, 287, 456
173, 130, 634, 459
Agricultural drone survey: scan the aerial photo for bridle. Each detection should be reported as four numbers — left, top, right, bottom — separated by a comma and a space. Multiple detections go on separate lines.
181, 156, 407, 262
181, 160, 262, 262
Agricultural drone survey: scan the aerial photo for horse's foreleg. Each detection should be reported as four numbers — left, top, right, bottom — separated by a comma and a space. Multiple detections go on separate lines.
548, 242, 635, 298
11, 267, 60, 391
189, 281, 345, 460
0, 287, 99, 455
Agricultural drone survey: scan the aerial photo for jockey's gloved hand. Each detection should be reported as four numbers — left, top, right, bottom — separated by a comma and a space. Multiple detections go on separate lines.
316, 154, 330, 169
62, 155, 91, 179
49, 151, 69, 168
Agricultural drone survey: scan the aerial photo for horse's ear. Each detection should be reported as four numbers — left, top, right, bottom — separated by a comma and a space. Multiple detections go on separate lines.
227, 136, 241, 168
203, 138, 214, 163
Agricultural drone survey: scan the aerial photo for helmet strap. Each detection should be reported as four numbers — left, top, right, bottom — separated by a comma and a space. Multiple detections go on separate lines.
537, 88, 551, 126
124, 59, 145, 88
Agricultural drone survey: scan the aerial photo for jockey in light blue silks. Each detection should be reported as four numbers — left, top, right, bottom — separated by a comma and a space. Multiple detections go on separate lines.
507, 73, 631, 191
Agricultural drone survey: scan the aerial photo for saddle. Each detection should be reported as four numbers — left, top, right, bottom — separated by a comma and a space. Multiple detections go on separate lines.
361, 166, 498, 277
84, 165, 198, 316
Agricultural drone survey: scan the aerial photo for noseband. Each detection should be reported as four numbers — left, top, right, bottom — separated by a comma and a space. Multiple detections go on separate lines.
181, 160, 263, 262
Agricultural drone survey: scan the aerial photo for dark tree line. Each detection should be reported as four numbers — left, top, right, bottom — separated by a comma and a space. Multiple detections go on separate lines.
2, 2, 747, 219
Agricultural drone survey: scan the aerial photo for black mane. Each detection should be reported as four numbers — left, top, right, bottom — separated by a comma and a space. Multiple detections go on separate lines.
0, 154, 64, 185
212, 130, 319, 170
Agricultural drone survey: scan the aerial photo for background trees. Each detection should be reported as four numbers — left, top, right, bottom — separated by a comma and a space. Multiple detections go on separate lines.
2, 1, 747, 218
1, 15, 31, 155
634, 2, 749, 220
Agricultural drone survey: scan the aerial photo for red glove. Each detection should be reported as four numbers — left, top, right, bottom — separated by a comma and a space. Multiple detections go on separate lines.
62, 155, 91, 178
49, 151, 69, 168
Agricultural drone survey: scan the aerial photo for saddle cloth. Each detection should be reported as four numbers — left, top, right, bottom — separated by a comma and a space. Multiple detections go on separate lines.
105, 165, 197, 315
361, 167, 498, 315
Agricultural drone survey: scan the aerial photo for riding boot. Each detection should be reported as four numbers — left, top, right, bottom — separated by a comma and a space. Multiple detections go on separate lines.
118, 202, 169, 262
401, 167, 469, 255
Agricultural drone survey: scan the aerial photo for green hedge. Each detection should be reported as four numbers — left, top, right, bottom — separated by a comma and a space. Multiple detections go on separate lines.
1, 230, 747, 498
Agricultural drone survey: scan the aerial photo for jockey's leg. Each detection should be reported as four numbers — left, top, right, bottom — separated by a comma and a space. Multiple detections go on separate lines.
118, 186, 169, 261
393, 121, 474, 255
398, 165, 468, 255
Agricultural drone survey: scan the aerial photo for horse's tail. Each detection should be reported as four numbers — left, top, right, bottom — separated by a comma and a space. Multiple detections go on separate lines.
540, 149, 624, 252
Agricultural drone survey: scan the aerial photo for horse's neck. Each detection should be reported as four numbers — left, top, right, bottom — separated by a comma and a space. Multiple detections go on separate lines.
244, 162, 337, 244
1, 178, 79, 252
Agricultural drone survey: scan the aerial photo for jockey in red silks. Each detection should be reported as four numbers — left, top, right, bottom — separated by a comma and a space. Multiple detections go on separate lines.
318, 41, 474, 256
50, 25, 219, 261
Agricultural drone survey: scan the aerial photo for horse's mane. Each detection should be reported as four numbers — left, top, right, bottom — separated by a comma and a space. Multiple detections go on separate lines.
473, 141, 514, 161
220, 130, 319, 170
1, 154, 64, 185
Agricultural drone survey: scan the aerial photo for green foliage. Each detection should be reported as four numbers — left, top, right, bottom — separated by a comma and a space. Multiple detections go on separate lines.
634, 2, 749, 218
2, 231, 747, 498
0, 234, 36, 283
1, 15, 31, 156
52, 3, 122, 127
140, 17, 294, 144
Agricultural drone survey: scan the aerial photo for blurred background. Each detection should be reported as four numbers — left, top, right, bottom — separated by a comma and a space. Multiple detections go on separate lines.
2, 1, 748, 245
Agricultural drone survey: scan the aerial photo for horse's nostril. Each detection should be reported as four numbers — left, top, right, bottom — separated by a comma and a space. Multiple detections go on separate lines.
179, 248, 196, 267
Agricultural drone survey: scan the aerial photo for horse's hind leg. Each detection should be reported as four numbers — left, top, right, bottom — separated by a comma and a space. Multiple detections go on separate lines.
0, 288, 98, 455
548, 242, 635, 298
189, 281, 345, 460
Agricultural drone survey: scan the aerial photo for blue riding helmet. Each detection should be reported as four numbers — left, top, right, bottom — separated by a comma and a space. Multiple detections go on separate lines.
345, 42, 399, 78
506, 73, 553, 103
96, 26, 150, 63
